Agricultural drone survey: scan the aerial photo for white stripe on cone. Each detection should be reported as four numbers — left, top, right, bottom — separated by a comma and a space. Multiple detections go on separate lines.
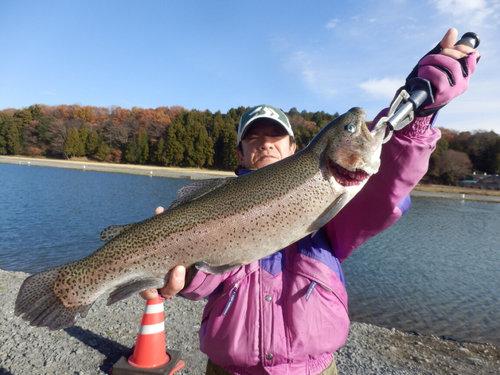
138, 321, 165, 335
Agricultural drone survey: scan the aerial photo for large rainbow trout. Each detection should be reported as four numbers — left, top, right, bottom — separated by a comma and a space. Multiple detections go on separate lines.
15, 107, 385, 330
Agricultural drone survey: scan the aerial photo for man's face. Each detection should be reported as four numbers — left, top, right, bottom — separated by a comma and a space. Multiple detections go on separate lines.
237, 120, 296, 169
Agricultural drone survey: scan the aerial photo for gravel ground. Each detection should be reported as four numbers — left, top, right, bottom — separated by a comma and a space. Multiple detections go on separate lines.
1, 270, 499, 375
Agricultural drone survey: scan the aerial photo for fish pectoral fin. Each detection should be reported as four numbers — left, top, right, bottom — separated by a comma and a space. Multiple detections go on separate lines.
100, 224, 137, 242
195, 261, 243, 275
307, 194, 346, 234
169, 178, 232, 210
106, 278, 165, 305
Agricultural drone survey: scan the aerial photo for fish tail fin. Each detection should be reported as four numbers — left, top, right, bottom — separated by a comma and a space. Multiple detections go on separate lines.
15, 266, 93, 330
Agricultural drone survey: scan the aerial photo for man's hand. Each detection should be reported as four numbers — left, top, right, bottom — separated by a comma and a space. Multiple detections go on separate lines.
139, 265, 186, 300
439, 28, 480, 59
406, 27, 480, 117
139, 206, 186, 300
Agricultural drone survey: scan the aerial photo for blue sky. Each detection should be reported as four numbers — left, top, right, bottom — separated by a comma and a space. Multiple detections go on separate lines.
1, 0, 499, 134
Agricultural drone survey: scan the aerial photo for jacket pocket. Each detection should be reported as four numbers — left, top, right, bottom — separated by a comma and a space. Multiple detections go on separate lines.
284, 253, 350, 356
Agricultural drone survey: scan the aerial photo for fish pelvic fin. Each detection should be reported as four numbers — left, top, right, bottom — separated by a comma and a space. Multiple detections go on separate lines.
15, 267, 93, 330
169, 178, 232, 210
100, 224, 137, 242
307, 194, 346, 234
106, 277, 166, 306
195, 261, 244, 275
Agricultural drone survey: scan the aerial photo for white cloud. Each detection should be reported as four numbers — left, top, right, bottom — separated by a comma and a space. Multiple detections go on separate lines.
359, 77, 403, 99
325, 18, 339, 29
431, 0, 500, 27
284, 50, 339, 98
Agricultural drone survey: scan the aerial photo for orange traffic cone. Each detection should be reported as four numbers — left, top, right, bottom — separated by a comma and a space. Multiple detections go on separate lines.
111, 295, 185, 375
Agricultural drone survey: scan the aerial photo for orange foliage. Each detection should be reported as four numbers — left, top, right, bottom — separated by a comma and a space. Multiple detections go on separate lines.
439, 127, 457, 143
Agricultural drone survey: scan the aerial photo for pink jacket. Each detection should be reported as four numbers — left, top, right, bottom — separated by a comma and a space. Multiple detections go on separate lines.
181, 114, 441, 375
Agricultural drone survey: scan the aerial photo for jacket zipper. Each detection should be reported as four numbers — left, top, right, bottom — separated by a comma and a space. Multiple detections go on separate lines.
222, 282, 239, 316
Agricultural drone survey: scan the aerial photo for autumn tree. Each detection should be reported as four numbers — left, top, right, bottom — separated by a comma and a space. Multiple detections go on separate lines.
46, 118, 69, 157
435, 149, 472, 184
103, 120, 130, 149
74, 106, 94, 123
428, 137, 449, 179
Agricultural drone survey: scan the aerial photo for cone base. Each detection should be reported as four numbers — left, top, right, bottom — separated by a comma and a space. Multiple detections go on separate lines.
111, 348, 185, 375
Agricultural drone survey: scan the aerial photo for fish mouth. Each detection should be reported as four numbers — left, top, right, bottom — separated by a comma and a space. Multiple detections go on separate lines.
329, 161, 370, 187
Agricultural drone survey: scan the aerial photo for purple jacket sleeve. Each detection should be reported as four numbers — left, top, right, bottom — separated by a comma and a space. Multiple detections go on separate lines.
324, 111, 441, 263
181, 270, 228, 301
181, 262, 259, 300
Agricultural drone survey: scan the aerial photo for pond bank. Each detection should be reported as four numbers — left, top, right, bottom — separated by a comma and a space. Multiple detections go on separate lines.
1, 270, 499, 374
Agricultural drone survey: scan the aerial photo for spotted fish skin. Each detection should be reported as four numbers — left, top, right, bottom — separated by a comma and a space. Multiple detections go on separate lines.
15, 107, 384, 330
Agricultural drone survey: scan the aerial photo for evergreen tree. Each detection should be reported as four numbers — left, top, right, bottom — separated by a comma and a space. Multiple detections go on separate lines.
28, 104, 42, 120
150, 137, 167, 166
136, 130, 149, 164
37, 117, 53, 145
64, 128, 85, 158
183, 111, 214, 168
221, 117, 239, 170
124, 141, 136, 164
0, 116, 7, 155
86, 130, 102, 156
212, 112, 226, 169
95, 142, 110, 161
213, 112, 238, 170
79, 123, 90, 153
6, 120, 22, 155
5, 109, 33, 155
164, 115, 186, 166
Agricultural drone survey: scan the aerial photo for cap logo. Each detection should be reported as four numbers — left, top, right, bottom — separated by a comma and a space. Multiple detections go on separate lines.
248, 106, 280, 120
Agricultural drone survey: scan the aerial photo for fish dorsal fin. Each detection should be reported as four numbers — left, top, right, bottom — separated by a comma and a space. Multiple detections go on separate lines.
307, 194, 346, 235
100, 224, 137, 242
168, 177, 231, 210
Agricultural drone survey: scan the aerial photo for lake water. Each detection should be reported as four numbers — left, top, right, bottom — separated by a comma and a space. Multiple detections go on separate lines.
1, 163, 499, 346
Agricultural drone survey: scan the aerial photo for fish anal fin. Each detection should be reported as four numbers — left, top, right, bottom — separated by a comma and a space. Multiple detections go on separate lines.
100, 224, 136, 242
106, 278, 165, 306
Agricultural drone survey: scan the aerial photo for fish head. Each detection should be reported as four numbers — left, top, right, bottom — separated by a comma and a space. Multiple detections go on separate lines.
312, 107, 385, 188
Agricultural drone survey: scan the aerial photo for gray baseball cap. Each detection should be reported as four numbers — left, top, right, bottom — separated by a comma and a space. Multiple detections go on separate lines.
237, 105, 294, 144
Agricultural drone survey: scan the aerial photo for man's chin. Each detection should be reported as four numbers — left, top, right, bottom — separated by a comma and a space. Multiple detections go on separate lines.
253, 156, 279, 169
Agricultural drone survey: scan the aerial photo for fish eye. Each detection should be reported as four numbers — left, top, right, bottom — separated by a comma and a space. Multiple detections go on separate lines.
345, 123, 357, 134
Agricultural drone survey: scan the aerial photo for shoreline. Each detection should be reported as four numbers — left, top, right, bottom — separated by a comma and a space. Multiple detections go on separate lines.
2, 155, 500, 202
0, 155, 235, 180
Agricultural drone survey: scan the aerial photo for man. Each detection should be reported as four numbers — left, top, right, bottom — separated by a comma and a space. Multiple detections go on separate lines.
141, 28, 480, 374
